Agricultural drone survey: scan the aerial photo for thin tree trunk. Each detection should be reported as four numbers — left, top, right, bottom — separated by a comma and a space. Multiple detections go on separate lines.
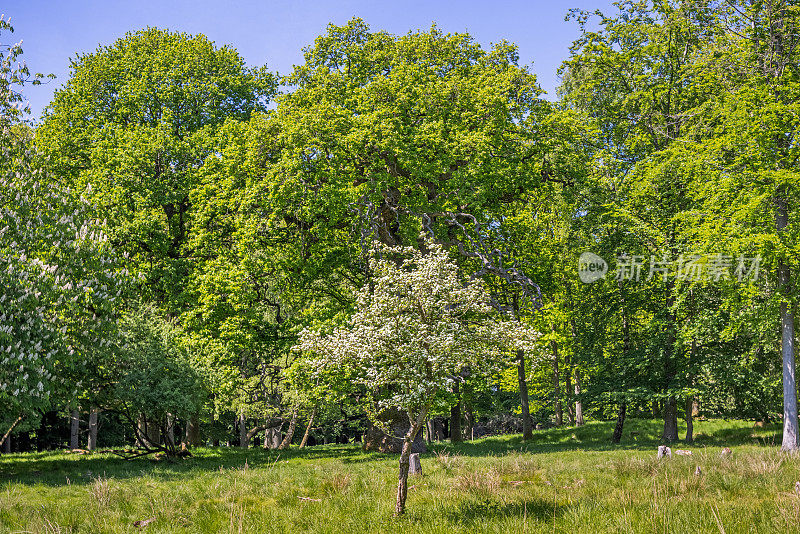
518, 349, 533, 440
0, 414, 22, 451
777, 187, 798, 451
450, 382, 462, 442
70, 409, 80, 450
685, 396, 694, 443
278, 409, 298, 450
552, 340, 562, 426
238, 413, 249, 448
299, 408, 316, 448
395, 407, 428, 516
613, 280, 630, 443
2, 434, 9, 453
87, 407, 99, 451
662, 278, 678, 442
686, 338, 697, 443
574, 369, 584, 426
166, 413, 175, 448
662, 397, 679, 443
136, 413, 147, 448
612, 402, 626, 444
565, 352, 575, 426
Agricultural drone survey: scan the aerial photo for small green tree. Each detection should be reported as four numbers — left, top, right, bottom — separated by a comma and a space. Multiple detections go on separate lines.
297, 240, 536, 515
111, 305, 204, 456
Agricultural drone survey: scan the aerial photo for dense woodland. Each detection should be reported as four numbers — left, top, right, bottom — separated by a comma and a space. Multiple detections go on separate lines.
1, 0, 798, 489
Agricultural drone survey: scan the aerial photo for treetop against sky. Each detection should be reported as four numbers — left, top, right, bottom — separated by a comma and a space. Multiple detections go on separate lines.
8, 0, 611, 120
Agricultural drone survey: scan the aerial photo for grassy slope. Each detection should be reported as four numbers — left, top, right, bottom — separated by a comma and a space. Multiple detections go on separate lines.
0, 418, 797, 533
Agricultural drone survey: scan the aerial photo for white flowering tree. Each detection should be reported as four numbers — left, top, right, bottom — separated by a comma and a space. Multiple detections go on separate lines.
297, 240, 537, 515
0, 17, 125, 446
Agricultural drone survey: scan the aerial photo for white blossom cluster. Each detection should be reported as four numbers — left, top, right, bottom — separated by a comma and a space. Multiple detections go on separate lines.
297, 240, 539, 423
0, 129, 127, 416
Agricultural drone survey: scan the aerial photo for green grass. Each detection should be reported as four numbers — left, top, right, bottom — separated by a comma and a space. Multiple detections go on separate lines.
1, 418, 797, 533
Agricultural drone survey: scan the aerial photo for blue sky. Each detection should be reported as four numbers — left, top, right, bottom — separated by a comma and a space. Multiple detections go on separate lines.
6, 1, 614, 120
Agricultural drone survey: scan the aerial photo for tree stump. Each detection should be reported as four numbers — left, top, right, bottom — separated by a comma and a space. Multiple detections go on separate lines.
409, 453, 422, 476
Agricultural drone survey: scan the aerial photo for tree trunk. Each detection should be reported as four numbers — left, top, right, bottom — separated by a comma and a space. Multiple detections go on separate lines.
184, 413, 200, 448
433, 417, 446, 441
612, 402, 626, 444
662, 396, 679, 442
165, 413, 175, 448
238, 413, 249, 448
517, 349, 533, 440
552, 341, 562, 426
87, 407, 99, 451
0, 414, 22, 452
661, 277, 678, 442
136, 413, 147, 447
278, 409, 298, 450
146, 416, 161, 447
777, 188, 798, 451
299, 408, 316, 448
612, 280, 630, 444
263, 424, 283, 449
450, 382, 462, 443
70, 409, 80, 450
685, 396, 695, 443
395, 407, 428, 516
685, 338, 697, 443
565, 352, 575, 426
463, 398, 474, 440
574, 369, 584, 426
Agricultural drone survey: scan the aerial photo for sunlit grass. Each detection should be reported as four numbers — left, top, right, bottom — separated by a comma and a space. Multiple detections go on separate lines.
0, 419, 797, 533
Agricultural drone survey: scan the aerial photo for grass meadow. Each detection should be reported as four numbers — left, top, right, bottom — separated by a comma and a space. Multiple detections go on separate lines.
0, 419, 797, 533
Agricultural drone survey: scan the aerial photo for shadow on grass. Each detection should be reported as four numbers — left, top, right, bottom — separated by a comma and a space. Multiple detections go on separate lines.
0, 444, 385, 487
0, 419, 781, 487
427, 418, 782, 457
